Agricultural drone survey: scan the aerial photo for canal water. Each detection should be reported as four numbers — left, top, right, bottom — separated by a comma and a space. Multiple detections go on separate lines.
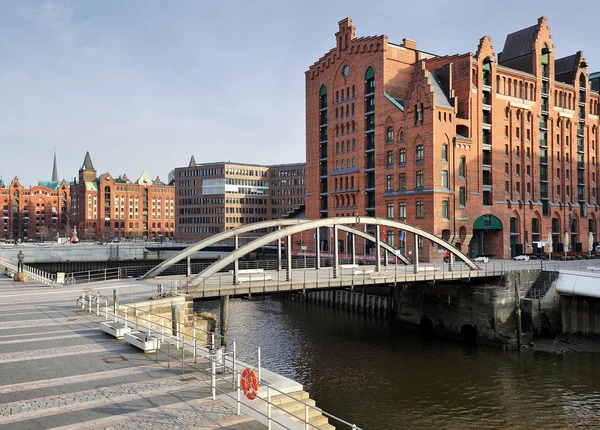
194, 296, 600, 429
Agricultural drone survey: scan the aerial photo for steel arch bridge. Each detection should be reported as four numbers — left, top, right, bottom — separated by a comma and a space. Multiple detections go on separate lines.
143, 217, 478, 286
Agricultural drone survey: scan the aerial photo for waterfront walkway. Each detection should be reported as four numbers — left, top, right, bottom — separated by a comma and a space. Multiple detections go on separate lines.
0, 275, 265, 429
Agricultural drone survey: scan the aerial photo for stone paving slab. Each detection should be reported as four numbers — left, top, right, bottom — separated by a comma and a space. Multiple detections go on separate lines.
0, 276, 266, 429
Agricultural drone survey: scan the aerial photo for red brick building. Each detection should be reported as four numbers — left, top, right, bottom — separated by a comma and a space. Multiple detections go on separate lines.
306, 17, 600, 260
70, 152, 175, 240
0, 176, 71, 241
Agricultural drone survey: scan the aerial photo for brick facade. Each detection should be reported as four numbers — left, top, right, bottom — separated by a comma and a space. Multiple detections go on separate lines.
306, 17, 600, 260
70, 152, 175, 241
0, 177, 71, 241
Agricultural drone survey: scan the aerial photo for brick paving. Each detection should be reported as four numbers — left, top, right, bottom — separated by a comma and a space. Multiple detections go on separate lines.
0, 275, 266, 429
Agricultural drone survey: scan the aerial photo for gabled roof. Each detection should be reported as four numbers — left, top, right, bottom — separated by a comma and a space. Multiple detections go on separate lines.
189, 155, 196, 167
136, 170, 152, 185
499, 24, 537, 63
498, 24, 538, 74
429, 72, 453, 109
555, 53, 581, 85
81, 151, 95, 171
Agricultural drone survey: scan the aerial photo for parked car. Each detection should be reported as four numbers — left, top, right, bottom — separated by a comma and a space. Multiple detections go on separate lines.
473, 256, 489, 263
512, 254, 530, 261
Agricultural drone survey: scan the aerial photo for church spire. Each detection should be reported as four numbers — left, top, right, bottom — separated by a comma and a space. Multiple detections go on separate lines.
52, 148, 59, 182
81, 151, 95, 171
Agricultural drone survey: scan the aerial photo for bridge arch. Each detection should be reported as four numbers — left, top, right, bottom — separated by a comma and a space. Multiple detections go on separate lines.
181, 217, 478, 287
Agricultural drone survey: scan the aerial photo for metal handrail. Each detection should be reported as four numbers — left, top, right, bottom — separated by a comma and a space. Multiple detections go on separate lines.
77, 292, 362, 429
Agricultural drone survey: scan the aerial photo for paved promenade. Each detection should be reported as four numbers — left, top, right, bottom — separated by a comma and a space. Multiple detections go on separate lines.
0, 275, 265, 429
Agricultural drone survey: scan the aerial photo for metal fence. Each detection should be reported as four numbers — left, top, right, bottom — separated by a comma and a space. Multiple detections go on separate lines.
77, 291, 362, 429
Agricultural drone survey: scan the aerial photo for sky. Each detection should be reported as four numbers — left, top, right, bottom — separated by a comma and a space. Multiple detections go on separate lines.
1, 0, 600, 188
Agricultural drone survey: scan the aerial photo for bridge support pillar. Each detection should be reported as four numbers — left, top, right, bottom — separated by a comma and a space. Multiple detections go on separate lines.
413, 234, 420, 274
315, 228, 321, 270
449, 252, 455, 271
186, 256, 191, 277
333, 226, 339, 278
375, 225, 381, 272
286, 235, 292, 281
220, 295, 229, 347
277, 226, 281, 272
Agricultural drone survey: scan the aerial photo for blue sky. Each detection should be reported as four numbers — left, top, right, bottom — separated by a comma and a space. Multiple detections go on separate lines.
1, 0, 599, 187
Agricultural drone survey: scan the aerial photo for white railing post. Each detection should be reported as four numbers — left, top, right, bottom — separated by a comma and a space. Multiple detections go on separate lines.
258, 347, 262, 381
211, 355, 216, 400
236, 372, 241, 416
96, 293, 100, 316
305, 404, 309, 430
267, 385, 272, 430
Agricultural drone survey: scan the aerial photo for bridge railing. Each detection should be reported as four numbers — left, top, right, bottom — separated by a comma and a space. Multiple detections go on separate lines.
76, 292, 362, 429
0, 258, 56, 285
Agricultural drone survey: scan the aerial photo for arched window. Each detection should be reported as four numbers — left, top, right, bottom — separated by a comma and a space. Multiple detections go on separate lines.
541, 44, 550, 78
336, 142, 339, 154
399, 130, 405, 142
365, 67, 375, 94
319, 85, 327, 109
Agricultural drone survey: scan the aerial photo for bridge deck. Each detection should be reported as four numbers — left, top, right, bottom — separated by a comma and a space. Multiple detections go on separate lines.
182, 264, 500, 299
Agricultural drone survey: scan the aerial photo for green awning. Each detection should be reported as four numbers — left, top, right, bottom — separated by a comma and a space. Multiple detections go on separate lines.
473, 214, 502, 230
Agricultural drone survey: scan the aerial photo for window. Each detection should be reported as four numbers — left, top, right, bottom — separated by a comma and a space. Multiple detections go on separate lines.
441, 144, 448, 162
527, 182, 531, 194
416, 170, 424, 188
441, 170, 449, 188
386, 202, 394, 219
442, 200, 449, 219
459, 157, 466, 178
516, 127, 520, 139
416, 200, 424, 218
387, 127, 394, 142
386, 175, 393, 191
399, 131, 405, 142
505, 181, 509, 193
505, 125, 509, 138
387, 151, 394, 167
399, 148, 406, 164
505, 163, 509, 175
387, 231, 395, 246
459, 187, 466, 206
416, 145, 424, 162
566, 169, 570, 179
516, 182, 521, 193
516, 164, 520, 175
526, 147, 531, 158
399, 202, 406, 219
516, 146, 520, 157
398, 173, 406, 190
505, 144, 509, 156
336, 143, 339, 154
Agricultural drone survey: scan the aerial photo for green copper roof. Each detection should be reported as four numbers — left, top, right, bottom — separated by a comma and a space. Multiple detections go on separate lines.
85, 181, 98, 191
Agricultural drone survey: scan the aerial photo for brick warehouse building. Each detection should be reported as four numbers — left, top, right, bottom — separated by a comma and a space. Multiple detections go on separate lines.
175, 157, 305, 242
0, 152, 71, 241
306, 17, 600, 260
70, 152, 175, 240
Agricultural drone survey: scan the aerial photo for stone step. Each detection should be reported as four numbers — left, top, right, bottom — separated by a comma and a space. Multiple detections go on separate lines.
268, 390, 333, 429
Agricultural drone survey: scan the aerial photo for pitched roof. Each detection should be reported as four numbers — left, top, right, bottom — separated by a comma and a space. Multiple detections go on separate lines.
555, 53, 581, 84
189, 155, 196, 167
429, 72, 453, 109
81, 151, 95, 171
135, 170, 152, 185
499, 24, 537, 63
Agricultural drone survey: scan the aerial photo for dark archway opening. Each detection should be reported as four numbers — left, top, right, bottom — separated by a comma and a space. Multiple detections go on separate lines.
461, 324, 478, 345
419, 316, 434, 340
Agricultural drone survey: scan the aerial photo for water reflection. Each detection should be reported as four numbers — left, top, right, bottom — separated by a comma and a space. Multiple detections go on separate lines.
194, 296, 600, 429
